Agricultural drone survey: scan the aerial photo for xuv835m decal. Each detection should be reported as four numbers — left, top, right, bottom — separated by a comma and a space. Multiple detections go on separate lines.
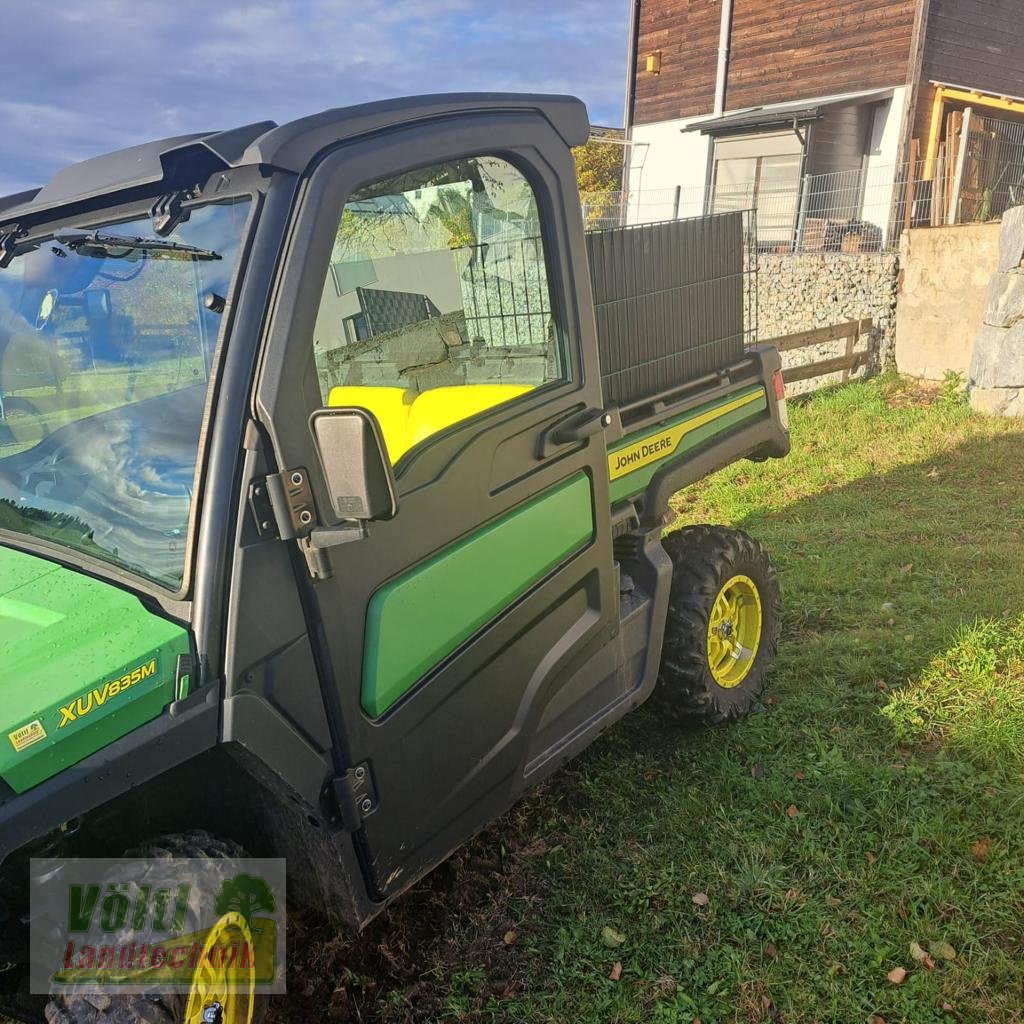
0, 547, 190, 793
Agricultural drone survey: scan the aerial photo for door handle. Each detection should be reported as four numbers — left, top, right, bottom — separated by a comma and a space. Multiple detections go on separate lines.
538, 407, 612, 458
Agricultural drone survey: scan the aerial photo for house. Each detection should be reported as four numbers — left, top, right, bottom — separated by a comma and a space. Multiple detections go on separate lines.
623, 0, 1024, 248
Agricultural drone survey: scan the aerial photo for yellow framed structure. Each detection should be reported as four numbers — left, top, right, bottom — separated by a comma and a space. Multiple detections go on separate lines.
924, 82, 1024, 178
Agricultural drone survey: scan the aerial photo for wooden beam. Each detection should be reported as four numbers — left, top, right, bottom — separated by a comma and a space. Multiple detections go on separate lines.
895, 0, 934, 173
769, 319, 873, 352
782, 352, 866, 385
939, 85, 1024, 116
949, 107, 972, 225
924, 86, 946, 178
903, 137, 920, 233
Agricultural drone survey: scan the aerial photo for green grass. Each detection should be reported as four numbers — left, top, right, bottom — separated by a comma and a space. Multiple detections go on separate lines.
310, 375, 1024, 1024
883, 616, 1024, 765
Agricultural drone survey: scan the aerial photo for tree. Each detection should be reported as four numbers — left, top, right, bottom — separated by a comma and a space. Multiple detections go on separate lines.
572, 136, 624, 228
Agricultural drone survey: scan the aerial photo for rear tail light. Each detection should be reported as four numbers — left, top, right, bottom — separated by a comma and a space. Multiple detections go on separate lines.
771, 369, 789, 431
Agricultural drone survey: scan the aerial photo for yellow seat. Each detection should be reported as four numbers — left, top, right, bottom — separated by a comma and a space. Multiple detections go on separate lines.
327, 383, 535, 463
406, 385, 533, 446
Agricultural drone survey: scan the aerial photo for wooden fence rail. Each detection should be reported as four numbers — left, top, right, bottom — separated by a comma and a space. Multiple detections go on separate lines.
767, 318, 874, 386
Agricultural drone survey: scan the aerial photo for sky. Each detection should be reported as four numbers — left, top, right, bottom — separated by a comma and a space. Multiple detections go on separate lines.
0, 1, 630, 198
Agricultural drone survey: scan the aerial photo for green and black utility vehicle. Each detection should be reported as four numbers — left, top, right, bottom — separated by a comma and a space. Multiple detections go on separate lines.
0, 94, 789, 1023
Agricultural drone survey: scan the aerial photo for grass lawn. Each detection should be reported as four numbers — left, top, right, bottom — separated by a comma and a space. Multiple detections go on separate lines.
280, 375, 1024, 1023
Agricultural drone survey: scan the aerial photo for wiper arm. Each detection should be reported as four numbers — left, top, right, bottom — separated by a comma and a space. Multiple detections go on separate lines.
53, 230, 221, 262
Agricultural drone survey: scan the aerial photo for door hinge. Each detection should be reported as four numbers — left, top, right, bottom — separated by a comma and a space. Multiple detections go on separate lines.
249, 467, 367, 581
332, 762, 378, 833
249, 467, 317, 542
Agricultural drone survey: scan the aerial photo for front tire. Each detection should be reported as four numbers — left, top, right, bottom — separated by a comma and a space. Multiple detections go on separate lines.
43, 832, 267, 1024
656, 525, 781, 724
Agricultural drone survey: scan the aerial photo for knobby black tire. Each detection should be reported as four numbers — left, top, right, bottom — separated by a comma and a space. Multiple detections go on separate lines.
656, 525, 781, 724
44, 831, 267, 1024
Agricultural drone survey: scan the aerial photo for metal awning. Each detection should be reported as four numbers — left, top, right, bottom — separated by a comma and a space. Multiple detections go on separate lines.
686, 89, 894, 138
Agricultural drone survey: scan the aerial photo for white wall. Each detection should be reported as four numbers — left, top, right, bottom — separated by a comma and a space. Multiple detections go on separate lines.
626, 118, 711, 223
861, 86, 907, 242
314, 249, 464, 353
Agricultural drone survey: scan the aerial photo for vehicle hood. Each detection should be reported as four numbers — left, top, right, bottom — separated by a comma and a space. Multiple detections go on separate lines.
0, 545, 189, 794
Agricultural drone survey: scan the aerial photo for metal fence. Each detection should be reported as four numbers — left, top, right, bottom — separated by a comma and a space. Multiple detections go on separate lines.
588, 111, 1024, 253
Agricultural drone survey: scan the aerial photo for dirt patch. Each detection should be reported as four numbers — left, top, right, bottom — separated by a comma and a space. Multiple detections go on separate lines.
267, 797, 563, 1024
884, 375, 946, 408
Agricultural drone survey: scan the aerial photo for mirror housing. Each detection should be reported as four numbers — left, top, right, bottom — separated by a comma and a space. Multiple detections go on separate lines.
84, 288, 112, 322
310, 407, 398, 522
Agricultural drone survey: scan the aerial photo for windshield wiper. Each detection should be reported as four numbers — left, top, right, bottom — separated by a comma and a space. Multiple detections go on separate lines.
53, 230, 221, 262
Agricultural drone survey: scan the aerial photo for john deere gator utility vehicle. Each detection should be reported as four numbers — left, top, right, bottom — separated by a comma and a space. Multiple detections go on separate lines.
0, 94, 789, 1023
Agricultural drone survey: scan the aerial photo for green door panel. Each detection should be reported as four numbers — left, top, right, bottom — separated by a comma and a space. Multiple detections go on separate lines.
361, 473, 595, 717
607, 386, 768, 504
0, 546, 190, 793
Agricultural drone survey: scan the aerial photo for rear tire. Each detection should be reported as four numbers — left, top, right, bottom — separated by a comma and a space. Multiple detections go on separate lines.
43, 831, 268, 1024
656, 525, 780, 724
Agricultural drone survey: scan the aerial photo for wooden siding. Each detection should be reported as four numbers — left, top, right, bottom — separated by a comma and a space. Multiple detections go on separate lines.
726, 0, 917, 111
632, 0, 721, 124
632, 0, 916, 127
906, 2, 1024, 166
922, 0, 1024, 100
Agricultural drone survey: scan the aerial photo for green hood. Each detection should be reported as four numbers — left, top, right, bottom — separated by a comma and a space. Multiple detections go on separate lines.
0, 546, 189, 793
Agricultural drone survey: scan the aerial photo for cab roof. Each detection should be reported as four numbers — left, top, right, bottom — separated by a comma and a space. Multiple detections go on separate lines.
0, 93, 589, 228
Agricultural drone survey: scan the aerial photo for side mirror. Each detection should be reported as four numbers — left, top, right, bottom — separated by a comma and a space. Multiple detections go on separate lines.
310, 407, 398, 522
84, 288, 112, 322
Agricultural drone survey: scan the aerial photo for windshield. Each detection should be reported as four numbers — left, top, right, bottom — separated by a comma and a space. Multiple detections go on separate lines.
0, 199, 251, 589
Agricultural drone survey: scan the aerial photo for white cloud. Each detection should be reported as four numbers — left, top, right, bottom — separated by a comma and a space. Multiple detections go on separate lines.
0, 0, 628, 196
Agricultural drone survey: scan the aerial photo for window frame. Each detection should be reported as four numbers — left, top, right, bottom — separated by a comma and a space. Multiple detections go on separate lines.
253, 110, 598, 507
311, 152, 568, 456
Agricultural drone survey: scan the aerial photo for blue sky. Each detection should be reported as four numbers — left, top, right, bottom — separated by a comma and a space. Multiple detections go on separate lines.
0, 1, 629, 198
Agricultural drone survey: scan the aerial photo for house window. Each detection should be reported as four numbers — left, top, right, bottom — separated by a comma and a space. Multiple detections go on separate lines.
710, 132, 804, 244
343, 312, 370, 344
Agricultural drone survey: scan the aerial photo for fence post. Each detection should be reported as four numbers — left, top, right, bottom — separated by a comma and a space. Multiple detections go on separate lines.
794, 174, 811, 253
902, 139, 919, 237
948, 107, 973, 226
672, 185, 681, 220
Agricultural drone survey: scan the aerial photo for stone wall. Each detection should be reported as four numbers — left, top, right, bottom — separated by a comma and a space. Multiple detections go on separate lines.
895, 223, 1001, 380
757, 253, 900, 393
968, 207, 1024, 416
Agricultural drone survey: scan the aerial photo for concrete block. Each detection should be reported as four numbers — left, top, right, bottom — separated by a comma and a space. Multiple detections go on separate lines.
983, 271, 1024, 328
998, 206, 1024, 272
896, 223, 1001, 378
969, 385, 1024, 417
969, 322, 1024, 388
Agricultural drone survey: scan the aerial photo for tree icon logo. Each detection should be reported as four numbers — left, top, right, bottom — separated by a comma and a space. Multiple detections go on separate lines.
213, 873, 276, 926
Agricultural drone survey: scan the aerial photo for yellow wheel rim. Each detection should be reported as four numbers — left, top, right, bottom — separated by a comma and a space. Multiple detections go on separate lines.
183, 911, 256, 1024
706, 574, 762, 688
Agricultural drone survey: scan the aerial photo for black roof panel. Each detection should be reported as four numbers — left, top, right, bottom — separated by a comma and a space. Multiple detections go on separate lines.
0, 121, 277, 226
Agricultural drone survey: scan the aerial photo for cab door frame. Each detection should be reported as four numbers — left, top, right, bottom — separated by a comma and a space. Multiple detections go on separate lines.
252, 105, 624, 900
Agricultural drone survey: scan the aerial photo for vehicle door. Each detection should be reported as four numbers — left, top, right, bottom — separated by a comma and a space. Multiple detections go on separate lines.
254, 109, 622, 898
